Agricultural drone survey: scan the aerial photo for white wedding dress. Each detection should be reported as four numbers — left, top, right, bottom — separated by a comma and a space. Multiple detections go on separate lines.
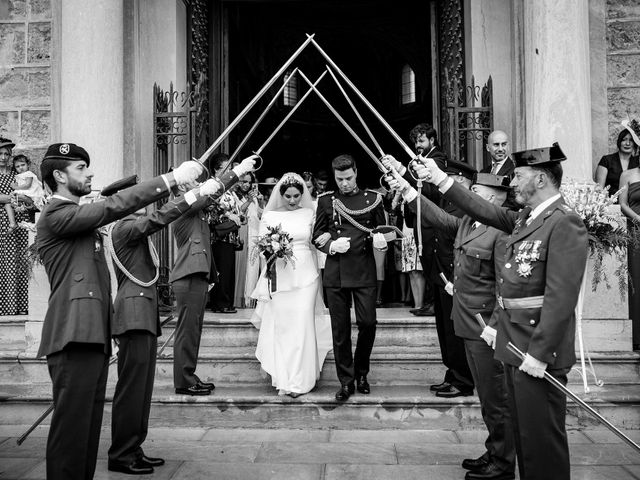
250, 206, 332, 395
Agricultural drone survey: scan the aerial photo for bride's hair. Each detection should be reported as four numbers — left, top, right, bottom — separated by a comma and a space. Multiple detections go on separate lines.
278, 175, 304, 196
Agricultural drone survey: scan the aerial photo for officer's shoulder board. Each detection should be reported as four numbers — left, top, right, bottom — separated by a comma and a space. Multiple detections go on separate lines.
317, 190, 334, 198
365, 188, 382, 197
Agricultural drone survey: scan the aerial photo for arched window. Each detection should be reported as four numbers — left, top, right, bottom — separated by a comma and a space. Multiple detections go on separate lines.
401, 64, 416, 105
283, 70, 298, 106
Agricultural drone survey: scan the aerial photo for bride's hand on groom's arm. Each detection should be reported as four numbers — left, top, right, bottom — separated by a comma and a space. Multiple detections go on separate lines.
314, 232, 331, 248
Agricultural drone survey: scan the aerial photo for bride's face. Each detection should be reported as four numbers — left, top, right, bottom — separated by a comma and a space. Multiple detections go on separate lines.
282, 186, 302, 210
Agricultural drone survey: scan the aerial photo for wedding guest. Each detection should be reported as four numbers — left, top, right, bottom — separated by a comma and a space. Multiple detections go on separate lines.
6, 154, 44, 226
596, 122, 640, 194
303, 171, 317, 198
314, 169, 330, 194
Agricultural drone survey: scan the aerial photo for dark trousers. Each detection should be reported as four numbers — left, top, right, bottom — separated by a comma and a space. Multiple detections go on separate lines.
210, 241, 236, 310
109, 331, 157, 464
326, 286, 377, 386
46, 344, 109, 480
504, 365, 570, 480
173, 275, 208, 388
464, 339, 515, 472
433, 285, 474, 390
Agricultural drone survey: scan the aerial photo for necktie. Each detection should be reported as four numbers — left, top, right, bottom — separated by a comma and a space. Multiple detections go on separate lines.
490, 163, 499, 175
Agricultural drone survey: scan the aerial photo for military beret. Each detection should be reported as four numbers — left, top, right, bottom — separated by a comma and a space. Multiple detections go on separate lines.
622, 118, 640, 147
443, 159, 477, 180
0, 138, 15, 150
512, 142, 566, 168
42, 143, 91, 166
473, 173, 511, 191
101, 175, 138, 197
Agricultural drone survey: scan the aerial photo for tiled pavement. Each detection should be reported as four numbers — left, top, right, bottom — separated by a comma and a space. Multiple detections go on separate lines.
1, 426, 639, 479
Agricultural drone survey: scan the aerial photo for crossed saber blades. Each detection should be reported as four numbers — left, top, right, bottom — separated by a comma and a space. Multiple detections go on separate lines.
474, 313, 640, 454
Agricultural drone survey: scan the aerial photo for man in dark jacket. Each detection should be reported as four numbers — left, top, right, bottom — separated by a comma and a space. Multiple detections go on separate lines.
36, 143, 204, 480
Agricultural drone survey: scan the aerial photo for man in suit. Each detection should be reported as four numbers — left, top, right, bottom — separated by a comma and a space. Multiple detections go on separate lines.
171, 155, 257, 395
388, 171, 516, 480
415, 143, 588, 480
104, 173, 229, 475
313, 154, 388, 401
481, 130, 518, 210
36, 142, 204, 480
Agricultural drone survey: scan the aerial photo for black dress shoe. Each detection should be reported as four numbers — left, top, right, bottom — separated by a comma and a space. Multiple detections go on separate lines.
464, 462, 515, 480
429, 380, 450, 392
108, 459, 154, 475
335, 384, 355, 401
435, 384, 473, 398
139, 454, 165, 467
175, 384, 211, 396
462, 453, 490, 471
194, 375, 215, 390
221, 306, 237, 313
356, 376, 370, 394
412, 305, 435, 316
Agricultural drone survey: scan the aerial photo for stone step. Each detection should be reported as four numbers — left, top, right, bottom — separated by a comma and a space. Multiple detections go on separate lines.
2, 349, 639, 388
1, 383, 639, 430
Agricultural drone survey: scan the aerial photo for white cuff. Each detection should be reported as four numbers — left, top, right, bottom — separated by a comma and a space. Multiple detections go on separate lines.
398, 165, 407, 176
231, 166, 244, 178
184, 190, 198, 206
160, 174, 172, 192
402, 188, 418, 203
438, 176, 454, 193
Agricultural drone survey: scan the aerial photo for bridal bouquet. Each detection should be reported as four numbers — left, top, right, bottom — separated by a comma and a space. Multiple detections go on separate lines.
560, 179, 637, 297
251, 224, 295, 293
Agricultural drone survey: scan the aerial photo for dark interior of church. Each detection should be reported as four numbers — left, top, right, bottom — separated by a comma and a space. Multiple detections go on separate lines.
226, 0, 432, 187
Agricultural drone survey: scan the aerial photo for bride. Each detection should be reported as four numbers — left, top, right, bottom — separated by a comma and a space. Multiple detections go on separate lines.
250, 172, 332, 397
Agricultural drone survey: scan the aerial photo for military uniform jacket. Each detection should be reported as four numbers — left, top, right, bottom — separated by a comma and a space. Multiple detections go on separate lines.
169, 170, 239, 284
408, 194, 504, 339
313, 188, 386, 288
443, 181, 588, 369
111, 196, 192, 337
36, 176, 172, 358
426, 196, 465, 286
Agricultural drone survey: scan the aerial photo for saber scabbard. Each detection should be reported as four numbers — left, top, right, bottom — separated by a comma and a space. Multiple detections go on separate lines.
475, 313, 488, 330
506, 342, 640, 454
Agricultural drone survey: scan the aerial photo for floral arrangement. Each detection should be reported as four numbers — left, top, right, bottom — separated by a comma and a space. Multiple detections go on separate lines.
250, 224, 295, 293
560, 179, 637, 298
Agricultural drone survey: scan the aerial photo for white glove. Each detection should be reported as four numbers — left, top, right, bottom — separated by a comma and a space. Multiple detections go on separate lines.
330, 237, 351, 254
314, 232, 331, 248
413, 157, 448, 185
386, 175, 412, 194
380, 154, 404, 175
173, 160, 205, 186
232, 155, 259, 177
480, 326, 497, 349
199, 178, 223, 197
519, 353, 548, 378
372, 232, 387, 250
444, 281, 454, 296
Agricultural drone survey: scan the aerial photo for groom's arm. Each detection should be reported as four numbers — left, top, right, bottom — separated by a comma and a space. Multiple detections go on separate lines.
312, 194, 333, 255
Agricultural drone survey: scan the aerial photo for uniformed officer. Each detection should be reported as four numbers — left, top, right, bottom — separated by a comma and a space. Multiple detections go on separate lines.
415, 143, 588, 480
312, 154, 387, 401
388, 171, 516, 480
36, 143, 204, 480
170, 155, 258, 396
104, 174, 227, 475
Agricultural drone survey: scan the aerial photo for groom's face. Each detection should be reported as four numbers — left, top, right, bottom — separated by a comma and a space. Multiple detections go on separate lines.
334, 168, 357, 194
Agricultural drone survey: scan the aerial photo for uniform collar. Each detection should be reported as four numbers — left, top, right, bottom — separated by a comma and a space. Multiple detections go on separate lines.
528, 193, 562, 223
340, 186, 360, 196
52, 193, 77, 204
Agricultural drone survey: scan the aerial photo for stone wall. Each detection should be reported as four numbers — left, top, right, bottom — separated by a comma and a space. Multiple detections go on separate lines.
0, 0, 51, 170
606, 0, 640, 149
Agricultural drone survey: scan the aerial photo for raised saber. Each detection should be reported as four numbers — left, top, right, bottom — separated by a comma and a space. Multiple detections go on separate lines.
309, 36, 415, 160
228, 68, 300, 164
17, 315, 176, 446
506, 342, 640, 454
253, 71, 327, 156
197, 34, 315, 164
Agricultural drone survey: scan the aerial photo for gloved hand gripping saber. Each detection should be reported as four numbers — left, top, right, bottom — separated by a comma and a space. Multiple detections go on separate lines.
16, 315, 176, 446
506, 342, 640, 455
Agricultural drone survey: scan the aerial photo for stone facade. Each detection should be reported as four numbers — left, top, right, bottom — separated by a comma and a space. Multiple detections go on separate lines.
0, 0, 51, 170
606, 0, 640, 149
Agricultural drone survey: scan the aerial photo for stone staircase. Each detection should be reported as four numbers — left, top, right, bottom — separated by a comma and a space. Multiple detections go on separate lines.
1, 308, 639, 430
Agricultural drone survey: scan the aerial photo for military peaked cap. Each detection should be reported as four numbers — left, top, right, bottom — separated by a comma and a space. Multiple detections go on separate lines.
443, 159, 477, 180
473, 173, 511, 191
101, 175, 138, 197
42, 143, 91, 165
512, 142, 566, 168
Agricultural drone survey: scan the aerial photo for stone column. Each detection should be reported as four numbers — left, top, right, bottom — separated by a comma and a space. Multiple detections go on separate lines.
54, 0, 124, 190
523, 0, 592, 180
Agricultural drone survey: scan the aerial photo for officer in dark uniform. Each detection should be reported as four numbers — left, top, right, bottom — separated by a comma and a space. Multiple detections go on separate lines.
170, 156, 257, 395
104, 174, 227, 475
36, 143, 204, 480
313, 154, 387, 401
389, 171, 516, 480
415, 143, 588, 480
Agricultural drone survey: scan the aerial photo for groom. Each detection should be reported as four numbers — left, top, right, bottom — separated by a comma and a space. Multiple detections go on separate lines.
313, 154, 388, 401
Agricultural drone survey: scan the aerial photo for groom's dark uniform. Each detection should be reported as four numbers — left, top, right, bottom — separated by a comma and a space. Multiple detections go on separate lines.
313, 187, 386, 388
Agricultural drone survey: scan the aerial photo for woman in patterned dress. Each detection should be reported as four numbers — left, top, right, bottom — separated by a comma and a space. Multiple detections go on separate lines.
0, 138, 29, 315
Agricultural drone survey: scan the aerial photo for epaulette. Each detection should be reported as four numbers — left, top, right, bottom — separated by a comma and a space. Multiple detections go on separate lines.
365, 188, 383, 196
560, 204, 573, 213
317, 191, 334, 198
